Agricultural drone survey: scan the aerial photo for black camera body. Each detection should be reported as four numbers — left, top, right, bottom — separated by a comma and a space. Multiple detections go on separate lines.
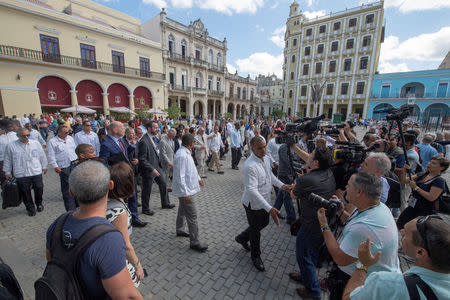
334, 141, 367, 165
386, 106, 411, 121
310, 193, 341, 218
275, 134, 299, 145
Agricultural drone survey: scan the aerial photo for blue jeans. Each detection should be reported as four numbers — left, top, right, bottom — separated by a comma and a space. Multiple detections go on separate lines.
273, 178, 296, 222
296, 227, 322, 298
39, 128, 49, 141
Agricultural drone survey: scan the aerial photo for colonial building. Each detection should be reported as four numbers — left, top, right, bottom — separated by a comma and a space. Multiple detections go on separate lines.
257, 74, 283, 116
368, 69, 450, 124
143, 10, 227, 119
225, 72, 258, 120
0, 0, 165, 117
282, 0, 384, 119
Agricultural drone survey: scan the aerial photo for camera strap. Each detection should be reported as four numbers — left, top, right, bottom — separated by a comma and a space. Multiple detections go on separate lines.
404, 273, 438, 300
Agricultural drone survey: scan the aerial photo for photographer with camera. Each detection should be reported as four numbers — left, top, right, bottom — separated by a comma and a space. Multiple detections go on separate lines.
288, 147, 336, 299
343, 214, 450, 300
317, 172, 400, 300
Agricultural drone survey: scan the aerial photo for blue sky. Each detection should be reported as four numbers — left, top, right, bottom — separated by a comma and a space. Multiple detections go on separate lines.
96, 0, 450, 78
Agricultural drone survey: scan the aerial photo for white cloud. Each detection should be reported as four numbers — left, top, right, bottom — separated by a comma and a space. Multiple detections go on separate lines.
255, 24, 264, 32
305, 0, 316, 7
302, 10, 326, 19
142, 0, 167, 9
385, 0, 450, 13
171, 0, 193, 9
378, 62, 411, 73
269, 26, 285, 48
235, 52, 283, 78
380, 27, 450, 62
270, 1, 279, 9
227, 63, 237, 74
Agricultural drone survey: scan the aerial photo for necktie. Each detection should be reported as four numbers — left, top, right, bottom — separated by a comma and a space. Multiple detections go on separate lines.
118, 139, 126, 155
153, 136, 159, 145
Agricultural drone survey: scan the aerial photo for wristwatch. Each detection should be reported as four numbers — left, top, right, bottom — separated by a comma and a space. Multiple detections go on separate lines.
355, 261, 368, 273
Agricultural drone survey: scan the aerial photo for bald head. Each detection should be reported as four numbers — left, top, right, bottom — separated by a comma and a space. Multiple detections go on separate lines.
108, 121, 124, 138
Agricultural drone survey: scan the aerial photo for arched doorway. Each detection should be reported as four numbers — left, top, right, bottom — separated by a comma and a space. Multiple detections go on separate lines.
133, 86, 152, 109
227, 103, 234, 114
249, 104, 254, 116
76, 80, 103, 108
372, 103, 394, 120
37, 76, 71, 110
400, 104, 421, 121
193, 100, 203, 118
236, 105, 241, 119
107, 83, 129, 107
215, 100, 221, 118
423, 103, 450, 123
241, 105, 246, 119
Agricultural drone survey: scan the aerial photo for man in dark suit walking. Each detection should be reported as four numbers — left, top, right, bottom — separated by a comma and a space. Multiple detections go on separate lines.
138, 121, 175, 215
99, 121, 147, 227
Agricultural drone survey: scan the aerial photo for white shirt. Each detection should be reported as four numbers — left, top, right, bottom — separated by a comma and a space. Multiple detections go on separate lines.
226, 122, 233, 136
0, 131, 18, 161
207, 133, 223, 152
230, 128, 243, 148
21, 117, 30, 126
74, 130, 101, 155
172, 146, 201, 197
29, 129, 46, 146
266, 138, 281, 164
47, 135, 77, 168
241, 153, 283, 212
3, 139, 47, 178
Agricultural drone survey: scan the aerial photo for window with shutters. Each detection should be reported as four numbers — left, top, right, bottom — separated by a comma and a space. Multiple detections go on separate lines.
290, 72, 294, 80
344, 59, 352, 71
329, 61, 336, 73
326, 84, 333, 95
317, 44, 324, 54
360, 57, 368, 70
303, 64, 309, 75
315, 62, 322, 74
349, 18, 357, 27
319, 25, 326, 33
363, 36, 371, 47
341, 83, 349, 95
292, 55, 296, 63
293, 39, 297, 46
306, 28, 312, 36
331, 41, 338, 52
112, 50, 125, 73
366, 14, 374, 24
80, 43, 96, 69
301, 86, 307, 96
305, 46, 311, 56
289, 90, 293, 98
356, 82, 365, 94
346, 39, 354, 49
333, 22, 341, 31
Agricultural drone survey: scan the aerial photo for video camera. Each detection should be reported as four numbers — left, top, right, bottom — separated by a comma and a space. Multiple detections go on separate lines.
385, 106, 411, 121
333, 141, 380, 165
310, 193, 341, 218
275, 114, 325, 145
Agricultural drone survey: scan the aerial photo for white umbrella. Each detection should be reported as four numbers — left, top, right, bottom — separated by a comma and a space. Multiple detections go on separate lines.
145, 108, 165, 114
61, 105, 96, 114
109, 106, 137, 115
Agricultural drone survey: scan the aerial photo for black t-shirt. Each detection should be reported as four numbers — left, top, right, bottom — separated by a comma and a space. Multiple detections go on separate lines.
293, 168, 336, 239
413, 172, 446, 213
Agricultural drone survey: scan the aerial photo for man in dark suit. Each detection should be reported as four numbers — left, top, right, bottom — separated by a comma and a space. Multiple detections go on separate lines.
99, 121, 147, 227
97, 120, 110, 143
138, 121, 175, 215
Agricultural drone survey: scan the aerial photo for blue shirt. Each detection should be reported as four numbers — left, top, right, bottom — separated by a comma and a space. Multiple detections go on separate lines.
351, 266, 450, 300
46, 214, 126, 299
380, 176, 390, 204
417, 144, 438, 168
338, 203, 400, 276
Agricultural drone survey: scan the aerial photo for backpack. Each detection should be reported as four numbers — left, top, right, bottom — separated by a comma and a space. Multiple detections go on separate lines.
35, 212, 118, 300
404, 273, 438, 300
1, 177, 22, 209
434, 182, 450, 214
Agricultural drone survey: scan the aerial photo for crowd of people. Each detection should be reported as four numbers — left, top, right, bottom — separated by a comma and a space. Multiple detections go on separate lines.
0, 112, 449, 299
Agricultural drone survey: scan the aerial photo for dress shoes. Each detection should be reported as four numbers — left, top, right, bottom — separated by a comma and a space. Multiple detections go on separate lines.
36, 205, 44, 212
201, 175, 207, 178
218, 171, 224, 174
190, 243, 208, 252
176, 231, 190, 237
132, 219, 148, 227
296, 287, 320, 300
27, 210, 36, 217
142, 209, 155, 216
167, 188, 172, 193
286, 219, 296, 225
288, 271, 302, 283
252, 257, 265, 272
208, 168, 215, 171
162, 203, 175, 209
235, 236, 250, 252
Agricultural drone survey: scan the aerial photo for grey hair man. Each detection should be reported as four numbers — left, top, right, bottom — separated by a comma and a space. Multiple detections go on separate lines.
317, 172, 400, 300
45, 161, 143, 299
159, 128, 177, 189
361, 152, 391, 204
418, 134, 438, 169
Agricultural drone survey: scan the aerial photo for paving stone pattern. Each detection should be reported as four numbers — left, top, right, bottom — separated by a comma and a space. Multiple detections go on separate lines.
0, 126, 447, 299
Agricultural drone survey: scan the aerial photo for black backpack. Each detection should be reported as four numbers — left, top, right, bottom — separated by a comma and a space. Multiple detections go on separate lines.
1, 177, 22, 209
35, 212, 118, 300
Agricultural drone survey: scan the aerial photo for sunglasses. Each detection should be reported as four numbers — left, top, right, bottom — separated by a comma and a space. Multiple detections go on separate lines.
416, 214, 443, 254
19, 134, 30, 138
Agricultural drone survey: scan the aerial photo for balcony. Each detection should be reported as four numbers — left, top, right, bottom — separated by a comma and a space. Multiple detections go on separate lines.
170, 84, 191, 92
208, 90, 224, 96
168, 52, 191, 63
209, 63, 225, 72
371, 92, 450, 100
193, 58, 208, 67
0, 45, 165, 81
192, 87, 206, 93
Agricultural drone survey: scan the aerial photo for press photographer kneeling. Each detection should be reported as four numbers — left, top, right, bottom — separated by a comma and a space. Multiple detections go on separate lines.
317, 172, 400, 300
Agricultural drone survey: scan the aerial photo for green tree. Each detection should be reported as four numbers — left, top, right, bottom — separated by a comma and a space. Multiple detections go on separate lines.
271, 108, 284, 118
164, 105, 185, 119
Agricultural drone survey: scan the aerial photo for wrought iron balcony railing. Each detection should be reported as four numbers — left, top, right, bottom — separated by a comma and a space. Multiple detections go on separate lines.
0, 45, 165, 81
